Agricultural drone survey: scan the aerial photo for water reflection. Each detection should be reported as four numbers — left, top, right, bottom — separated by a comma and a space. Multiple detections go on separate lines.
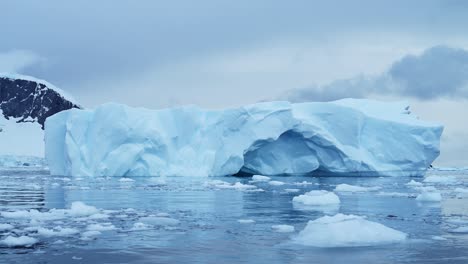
0, 169, 468, 263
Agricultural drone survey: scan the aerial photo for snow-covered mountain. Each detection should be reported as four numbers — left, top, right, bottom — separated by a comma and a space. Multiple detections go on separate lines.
0, 73, 80, 157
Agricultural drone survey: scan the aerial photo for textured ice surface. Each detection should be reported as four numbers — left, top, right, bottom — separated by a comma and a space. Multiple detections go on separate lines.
294, 214, 407, 247
45, 99, 442, 177
292, 190, 340, 206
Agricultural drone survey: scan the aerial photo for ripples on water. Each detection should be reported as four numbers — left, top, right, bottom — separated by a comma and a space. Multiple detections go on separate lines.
1, 168, 468, 263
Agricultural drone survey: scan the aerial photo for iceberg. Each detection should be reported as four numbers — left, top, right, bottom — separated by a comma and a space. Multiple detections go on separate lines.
293, 214, 407, 247
45, 99, 443, 177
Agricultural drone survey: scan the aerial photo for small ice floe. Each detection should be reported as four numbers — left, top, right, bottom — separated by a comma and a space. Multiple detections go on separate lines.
406, 180, 423, 187
139, 216, 180, 226
205, 180, 259, 191
69, 201, 100, 216
431, 236, 448, 241
293, 190, 340, 206
37, 227, 79, 237
119, 177, 135, 182
334, 184, 381, 192
268, 181, 285, 186
72, 256, 83, 260
271, 224, 295, 233
0, 223, 14, 231
377, 192, 413, 198
80, 231, 102, 240
0, 235, 38, 247
86, 223, 116, 231
416, 192, 442, 202
284, 188, 300, 193
423, 176, 457, 184
238, 219, 255, 224
292, 181, 313, 186
251, 175, 271, 182
131, 222, 152, 231
293, 214, 407, 247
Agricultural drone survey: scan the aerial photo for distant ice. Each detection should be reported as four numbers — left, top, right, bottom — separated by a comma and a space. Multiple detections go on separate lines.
0, 235, 38, 247
251, 175, 271, 182
416, 192, 442, 202
205, 180, 261, 191
86, 223, 116, 231
406, 180, 423, 187
37, 227, 79, 237
268, 181, 285, 186
334, 184, 381, 192
238, 219, 255, 224
119, 178, 135, 182
284, 188, 300, 193
423, 176, 457, 184
293, 214, 407, 247
271, 225, 295, 233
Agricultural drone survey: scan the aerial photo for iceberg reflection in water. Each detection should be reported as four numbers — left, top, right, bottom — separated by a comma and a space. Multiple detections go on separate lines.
1, 168, 468, 263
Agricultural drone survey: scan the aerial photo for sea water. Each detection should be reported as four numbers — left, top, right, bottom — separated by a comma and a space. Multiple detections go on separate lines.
1, 168, 468, 263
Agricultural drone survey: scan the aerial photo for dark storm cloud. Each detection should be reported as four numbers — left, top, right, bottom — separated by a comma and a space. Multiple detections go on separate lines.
285, 46, 468, 102
1, 0, 468, 91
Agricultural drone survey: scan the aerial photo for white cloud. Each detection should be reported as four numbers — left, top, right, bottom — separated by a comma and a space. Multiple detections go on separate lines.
0, 50, 44, 73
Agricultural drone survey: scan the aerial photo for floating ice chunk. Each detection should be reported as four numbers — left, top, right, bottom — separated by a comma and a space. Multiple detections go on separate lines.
406, 180, 423, 187
334, 184, 381, 192
81, 230, 102, 240
131, 222, 152, 230
119, 178, 135, 182
1, 209, 65, 221
423, 176, 457, 184
292, 190, 340, 206
139, 216, 180, 226
205, 180, 258, 191
284, 188, 300, 193
238, 219, 255, 224
0, 223, 14, 231
251, 175, 271, 182
292, 181, 313, 186
86, 223, 116, 231
377, 192, 413, 197
69, 202, 100, 216
416, 192, 442, 202
271, 225, 295, 233
1, 236, 38, 247
293, 214, 407, 247
431, 236, 448, 241
37, 227, 79, 237
268, 181, 285, 186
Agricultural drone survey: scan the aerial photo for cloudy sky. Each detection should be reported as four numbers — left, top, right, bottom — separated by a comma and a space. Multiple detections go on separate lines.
1, 0, 467, 166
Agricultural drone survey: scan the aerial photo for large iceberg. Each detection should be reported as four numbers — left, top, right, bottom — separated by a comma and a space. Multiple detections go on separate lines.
45, 99, 443, 177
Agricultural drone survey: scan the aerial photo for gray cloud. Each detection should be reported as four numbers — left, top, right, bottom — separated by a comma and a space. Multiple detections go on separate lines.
285, 46, 468, 102
2, 0, 468, 91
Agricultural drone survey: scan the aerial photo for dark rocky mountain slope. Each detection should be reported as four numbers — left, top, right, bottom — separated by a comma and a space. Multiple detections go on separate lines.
0, 74, 81, 129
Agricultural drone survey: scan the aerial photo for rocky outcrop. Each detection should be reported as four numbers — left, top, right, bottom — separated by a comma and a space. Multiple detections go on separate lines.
0, 74, 81, 129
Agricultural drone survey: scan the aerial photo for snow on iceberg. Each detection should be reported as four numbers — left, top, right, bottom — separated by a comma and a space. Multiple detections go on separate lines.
293, 214, 407, 247
45, 99, 443, 177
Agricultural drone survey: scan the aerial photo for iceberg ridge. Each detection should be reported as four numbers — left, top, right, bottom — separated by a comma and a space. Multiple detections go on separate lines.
45, 99, 443, 177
